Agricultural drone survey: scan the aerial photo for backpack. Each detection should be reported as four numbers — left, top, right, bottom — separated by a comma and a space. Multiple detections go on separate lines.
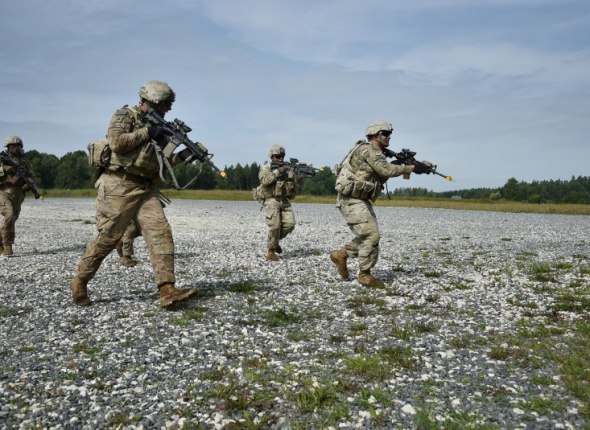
87, 138, 111, 168
252, 185, 265, 203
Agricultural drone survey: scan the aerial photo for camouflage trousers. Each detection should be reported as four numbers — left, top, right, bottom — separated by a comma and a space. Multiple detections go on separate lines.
0, 189, 25, 246
337, 196, 380, 272
75, 173, 175, 286
263, 197, 295, 250
120, 219, 141, 257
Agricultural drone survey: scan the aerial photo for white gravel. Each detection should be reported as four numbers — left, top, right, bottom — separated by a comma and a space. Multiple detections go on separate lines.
1, 197, 589, 429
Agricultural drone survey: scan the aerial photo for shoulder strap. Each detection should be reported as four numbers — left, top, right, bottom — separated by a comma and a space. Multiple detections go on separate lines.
334, 140, 366, 175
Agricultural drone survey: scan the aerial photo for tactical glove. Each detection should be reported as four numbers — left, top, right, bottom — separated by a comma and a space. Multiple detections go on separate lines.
274, 166, 287, 176
147, 125, 165, 142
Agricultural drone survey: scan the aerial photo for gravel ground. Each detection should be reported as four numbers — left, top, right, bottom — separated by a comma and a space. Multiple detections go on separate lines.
1, 197, 589, 429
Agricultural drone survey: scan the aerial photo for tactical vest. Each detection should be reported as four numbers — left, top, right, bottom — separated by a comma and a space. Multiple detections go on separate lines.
334, 141, 382, 201
257, 162, 297, 200
94, 105, 163, 180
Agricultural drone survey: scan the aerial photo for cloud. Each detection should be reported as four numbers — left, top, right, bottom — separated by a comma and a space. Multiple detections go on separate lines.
1, 0, 588, 192
388, 44, 590, 90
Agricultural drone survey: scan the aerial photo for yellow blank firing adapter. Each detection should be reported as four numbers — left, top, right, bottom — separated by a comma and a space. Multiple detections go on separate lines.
220, 171, 227, 178
445, 176, 453, 182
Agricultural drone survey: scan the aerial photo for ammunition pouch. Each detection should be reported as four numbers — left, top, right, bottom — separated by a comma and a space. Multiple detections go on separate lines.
87, 138, 111, 168
336, 172, 379, 201
256, 179, 296, 201
252, 185, 265, 203
108, 141, 161, 179
337, 179, 377, 200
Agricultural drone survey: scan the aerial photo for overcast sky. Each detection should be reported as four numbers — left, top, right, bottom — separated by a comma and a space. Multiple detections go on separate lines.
1, 0, 588, 192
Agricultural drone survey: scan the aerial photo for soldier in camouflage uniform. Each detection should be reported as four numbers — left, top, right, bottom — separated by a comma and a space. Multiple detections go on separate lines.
70, 80, 198, 308
0, 136, 37, 256
330, 120, 422, 288
258, 145, 297, 261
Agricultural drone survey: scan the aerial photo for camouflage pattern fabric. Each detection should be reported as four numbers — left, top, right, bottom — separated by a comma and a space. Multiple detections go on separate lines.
74, 105, 176, 287
120, 219, 140, 257
0, 155, 33, 247
338, 197, 380, 271
258, 162, 296, 249
0, 190, 25, 246
263, 198, 295, 250
75, 173, 175, 285
336, 141, 408, 271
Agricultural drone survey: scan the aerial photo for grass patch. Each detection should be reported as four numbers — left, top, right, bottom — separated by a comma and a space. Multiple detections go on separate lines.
508, 317, 590, 419
443, 281, 473, 291
292, 379, 340, 414
380, 345, 420, 370
72, 342, 102, 357
172, 307, 208, 326
228, 281, 259, 294
344, 355, 391, 381
529, 262, 557, 282
106, 411, 142, 427
349, 322, 369, 335
262, 308, 300, 327
391, 322, 414, 340
448, 334, 489, 349
0, 305, 31, 317
488, 346, 510, 360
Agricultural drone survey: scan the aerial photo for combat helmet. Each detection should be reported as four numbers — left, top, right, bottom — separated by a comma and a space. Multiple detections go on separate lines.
365, 120, 393, 137
4, 135, 23, 147
139, 80, 176, 104
268, 144, 286, 157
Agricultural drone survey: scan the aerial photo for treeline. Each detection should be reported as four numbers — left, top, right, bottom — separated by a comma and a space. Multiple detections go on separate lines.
25, 150, 590, 204
391, 176, 590, 204
25, 150, 336, 195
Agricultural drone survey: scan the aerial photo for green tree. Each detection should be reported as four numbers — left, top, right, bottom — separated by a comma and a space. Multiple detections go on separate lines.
300, 167, 336, 195
26, 150, 59, 189
55, 151, 92, 189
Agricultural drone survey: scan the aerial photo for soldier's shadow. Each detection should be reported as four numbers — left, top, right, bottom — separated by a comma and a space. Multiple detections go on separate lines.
93, 281, 229, 311
282, 248, 325, 258
17, 245, 87, 256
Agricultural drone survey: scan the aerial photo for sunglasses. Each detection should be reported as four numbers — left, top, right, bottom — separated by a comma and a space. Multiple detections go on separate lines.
380, 131, 392, 137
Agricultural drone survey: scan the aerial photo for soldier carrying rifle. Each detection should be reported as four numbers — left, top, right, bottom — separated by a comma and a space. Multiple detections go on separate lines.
255, 145, 318, 261
330, 120, 429, 288
71, 80, 205, 308
0, 135, 40, 256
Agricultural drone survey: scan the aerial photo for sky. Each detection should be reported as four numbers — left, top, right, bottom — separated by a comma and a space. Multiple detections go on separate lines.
1, 0, 589, 192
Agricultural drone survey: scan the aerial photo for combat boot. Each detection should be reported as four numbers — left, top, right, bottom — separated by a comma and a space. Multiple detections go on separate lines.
1, 245, 13, 256
120, 256, 137, 267
357, 270, 385, 288
70, 276, 92, 306
266, 248, 280, 261
330, 249, 349, 279
159, 283, 198, 308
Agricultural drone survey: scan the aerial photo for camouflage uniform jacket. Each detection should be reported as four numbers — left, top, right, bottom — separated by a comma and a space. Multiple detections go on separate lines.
106, 105, 182, 184
0, 154, 35, 196
258, 161, 298, 200
335, 141, 407, 202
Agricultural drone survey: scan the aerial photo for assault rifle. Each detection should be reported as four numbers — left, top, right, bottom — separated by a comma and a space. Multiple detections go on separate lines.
383, 148, 453, 181
271, 158, 320, 178
0, 151, 41, 199
144, 108, 226, 182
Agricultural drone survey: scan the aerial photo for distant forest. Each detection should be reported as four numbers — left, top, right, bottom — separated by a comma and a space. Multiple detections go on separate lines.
25, 149, 590, 204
